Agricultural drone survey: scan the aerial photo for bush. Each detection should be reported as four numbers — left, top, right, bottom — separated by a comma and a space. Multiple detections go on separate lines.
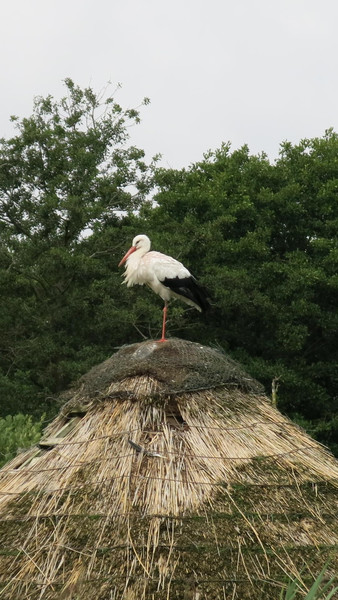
0, 414, 44, 467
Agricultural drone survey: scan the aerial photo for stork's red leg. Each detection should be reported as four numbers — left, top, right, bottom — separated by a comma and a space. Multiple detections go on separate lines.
159, 302, 168, 342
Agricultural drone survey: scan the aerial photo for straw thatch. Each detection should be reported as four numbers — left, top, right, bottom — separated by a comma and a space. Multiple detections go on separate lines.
0, 338, 337, 600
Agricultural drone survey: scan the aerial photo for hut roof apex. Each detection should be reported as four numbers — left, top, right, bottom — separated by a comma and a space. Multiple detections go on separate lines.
66, 338, 263, 405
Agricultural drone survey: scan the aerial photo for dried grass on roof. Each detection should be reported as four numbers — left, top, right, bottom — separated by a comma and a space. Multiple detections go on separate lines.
0, 339, 337, 599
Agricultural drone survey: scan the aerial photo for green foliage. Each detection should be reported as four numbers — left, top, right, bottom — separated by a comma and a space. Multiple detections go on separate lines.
0, 80, 155, 417
280, 565, 338, 599
0, 81, 337, 454
143, 133, 338, 450
0, 414, 43, 467
292, 414, 338, 458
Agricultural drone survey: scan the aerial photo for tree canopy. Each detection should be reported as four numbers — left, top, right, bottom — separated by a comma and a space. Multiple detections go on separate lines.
142, 136, 338, 451
0, 81, 337, 455
0, 79, 154, 415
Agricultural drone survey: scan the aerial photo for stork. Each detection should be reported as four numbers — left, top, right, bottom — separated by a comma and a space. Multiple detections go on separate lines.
118, 234, 209, 342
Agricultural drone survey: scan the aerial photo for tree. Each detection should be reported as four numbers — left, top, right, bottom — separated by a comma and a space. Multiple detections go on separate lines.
1, 82, 337, 455
0, 79, 155, 416
143, 134, 338, 451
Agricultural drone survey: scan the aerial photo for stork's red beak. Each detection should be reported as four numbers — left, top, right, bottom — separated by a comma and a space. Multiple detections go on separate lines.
118, 245, 136, 267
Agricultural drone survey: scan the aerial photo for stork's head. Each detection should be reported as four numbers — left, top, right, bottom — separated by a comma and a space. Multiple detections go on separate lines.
132, 234, 151, 251
118, 234, 151, 266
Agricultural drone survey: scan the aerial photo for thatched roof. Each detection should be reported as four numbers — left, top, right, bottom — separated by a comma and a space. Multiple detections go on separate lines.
0, 338, 337, 599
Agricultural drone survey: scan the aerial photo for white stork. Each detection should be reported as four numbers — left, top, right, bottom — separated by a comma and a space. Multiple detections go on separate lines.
118, 234, 209, 341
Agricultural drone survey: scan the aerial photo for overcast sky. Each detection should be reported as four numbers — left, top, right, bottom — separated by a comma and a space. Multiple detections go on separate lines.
1, 0, 338, 168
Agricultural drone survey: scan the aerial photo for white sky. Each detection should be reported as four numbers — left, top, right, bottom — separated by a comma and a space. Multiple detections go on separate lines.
1, 0, 338, 168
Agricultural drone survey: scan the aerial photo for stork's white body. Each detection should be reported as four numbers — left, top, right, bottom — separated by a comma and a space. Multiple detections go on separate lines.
118, 234, 209, 341
123, 250, 201, 310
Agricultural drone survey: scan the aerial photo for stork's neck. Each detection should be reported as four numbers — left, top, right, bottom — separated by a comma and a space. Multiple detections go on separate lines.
127, 245, 148, 266
124, 246, 149, 286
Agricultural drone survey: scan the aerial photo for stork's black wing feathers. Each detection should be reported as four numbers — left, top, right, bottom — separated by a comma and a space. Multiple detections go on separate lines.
161, 275, 210, 312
